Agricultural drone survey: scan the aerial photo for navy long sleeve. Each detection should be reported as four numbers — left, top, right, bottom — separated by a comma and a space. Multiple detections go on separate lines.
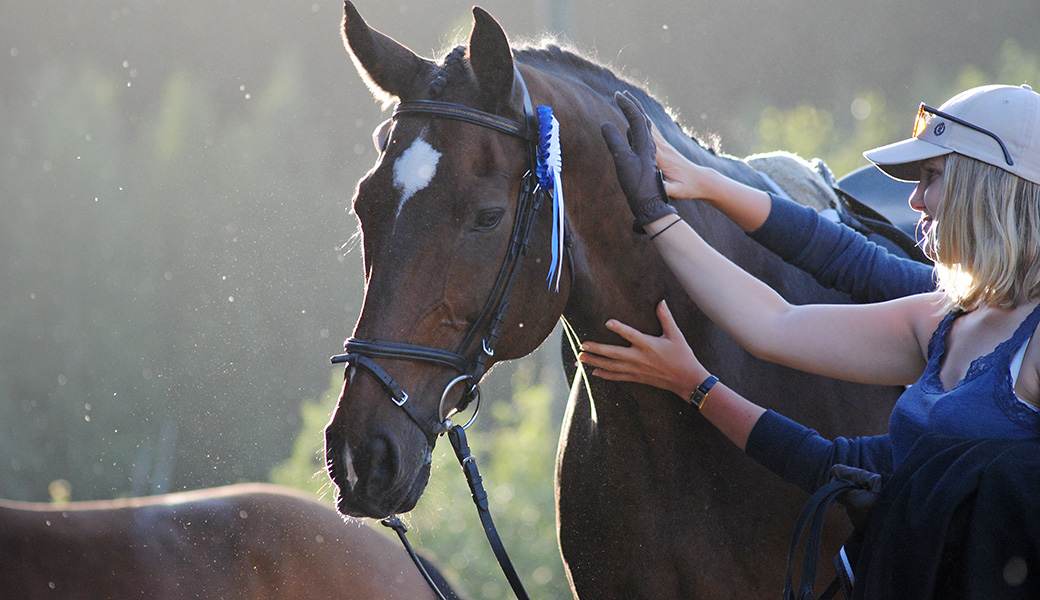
742, 194, 932, 489
749, 194, 934, 302
746, 410, 894, 493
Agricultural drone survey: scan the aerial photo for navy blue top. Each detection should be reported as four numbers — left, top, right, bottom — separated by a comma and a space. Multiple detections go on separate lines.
889, 304, 1040, 465
748, 193, 935, 301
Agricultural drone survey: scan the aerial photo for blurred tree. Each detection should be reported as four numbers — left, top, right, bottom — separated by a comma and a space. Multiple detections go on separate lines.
0, 52, 357, 501
752, 41, 1040, 178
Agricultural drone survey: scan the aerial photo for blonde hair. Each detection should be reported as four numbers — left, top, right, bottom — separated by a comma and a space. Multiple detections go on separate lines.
929, 153, 1040, 311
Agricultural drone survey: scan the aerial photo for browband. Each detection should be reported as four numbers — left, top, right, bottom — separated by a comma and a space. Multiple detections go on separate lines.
392, 66, 538, 144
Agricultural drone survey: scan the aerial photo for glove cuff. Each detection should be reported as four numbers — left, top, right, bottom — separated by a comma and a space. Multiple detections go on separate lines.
632, 171, 677, 232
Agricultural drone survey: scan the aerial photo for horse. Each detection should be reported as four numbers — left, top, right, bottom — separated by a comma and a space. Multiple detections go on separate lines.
0, 483, 462, 600
324, 3, 901, 598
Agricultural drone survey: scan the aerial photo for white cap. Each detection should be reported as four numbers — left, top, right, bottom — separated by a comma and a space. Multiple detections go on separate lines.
864, 84, 1040, 185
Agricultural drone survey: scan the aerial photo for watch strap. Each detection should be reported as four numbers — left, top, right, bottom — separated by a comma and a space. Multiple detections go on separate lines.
689, 374, 719, 410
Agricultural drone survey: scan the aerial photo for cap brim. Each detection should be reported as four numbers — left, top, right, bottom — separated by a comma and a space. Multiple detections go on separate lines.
863, 137, 952, 182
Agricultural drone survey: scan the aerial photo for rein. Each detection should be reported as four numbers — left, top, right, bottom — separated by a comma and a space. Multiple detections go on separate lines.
331, 66, 549, 600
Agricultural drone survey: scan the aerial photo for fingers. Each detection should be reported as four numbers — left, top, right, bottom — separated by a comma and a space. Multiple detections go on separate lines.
578, 338, 629, 361
614, 91, 652, 154
657, 299, 682, 339
600, 121, 632, 161
578, 347, 642, 381
605, 317, 654, 346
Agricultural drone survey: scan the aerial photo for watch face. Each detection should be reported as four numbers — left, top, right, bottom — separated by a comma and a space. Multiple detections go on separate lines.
691, 375, 718, 409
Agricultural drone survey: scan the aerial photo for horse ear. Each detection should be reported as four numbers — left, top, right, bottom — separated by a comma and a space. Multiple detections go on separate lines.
468, 7, 515, 110
342, 1, 431, 103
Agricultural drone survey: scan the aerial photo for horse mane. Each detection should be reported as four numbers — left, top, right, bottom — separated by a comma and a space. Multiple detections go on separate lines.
429, 41, 706, 148
513, 42, 764, 187
428, 39, 765, 189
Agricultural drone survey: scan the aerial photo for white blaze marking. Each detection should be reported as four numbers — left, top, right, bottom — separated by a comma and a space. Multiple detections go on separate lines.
342, 441, 359, 491
392, 136, 441, 220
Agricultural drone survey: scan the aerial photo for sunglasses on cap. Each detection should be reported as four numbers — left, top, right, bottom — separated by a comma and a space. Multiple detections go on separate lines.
913, 103, 1014, 167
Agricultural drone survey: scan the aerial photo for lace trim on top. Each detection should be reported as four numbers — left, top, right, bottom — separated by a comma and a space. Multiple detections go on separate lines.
923, 306, 1040, 429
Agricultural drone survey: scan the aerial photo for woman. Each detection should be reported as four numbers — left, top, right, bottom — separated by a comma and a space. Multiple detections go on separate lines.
581, 84, 1040, 491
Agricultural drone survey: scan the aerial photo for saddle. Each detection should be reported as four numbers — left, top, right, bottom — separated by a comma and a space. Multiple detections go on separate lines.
749, 153, 930, 266
832, 165, 930, 265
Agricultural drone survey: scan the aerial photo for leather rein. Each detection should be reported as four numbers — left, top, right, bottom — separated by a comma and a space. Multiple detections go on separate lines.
330, 67, 550, 600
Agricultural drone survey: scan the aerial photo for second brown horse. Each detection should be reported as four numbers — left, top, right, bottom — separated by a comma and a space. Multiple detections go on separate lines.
0, 483, 461, 600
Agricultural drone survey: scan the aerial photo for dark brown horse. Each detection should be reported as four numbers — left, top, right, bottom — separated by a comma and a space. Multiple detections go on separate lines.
0, 483, 460, 600
324, 3, 899, 598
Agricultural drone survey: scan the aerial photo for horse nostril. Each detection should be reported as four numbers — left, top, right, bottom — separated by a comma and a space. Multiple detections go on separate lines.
342, 439, 360, 491
358, 434, 399, 493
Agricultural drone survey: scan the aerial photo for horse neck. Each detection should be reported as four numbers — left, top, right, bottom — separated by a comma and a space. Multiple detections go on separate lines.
655, 121, 764, 189
514, 59, 767, 366
529, 95, 687, 343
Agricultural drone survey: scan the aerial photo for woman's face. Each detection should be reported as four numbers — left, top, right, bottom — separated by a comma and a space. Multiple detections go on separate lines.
909, 156, 946, 239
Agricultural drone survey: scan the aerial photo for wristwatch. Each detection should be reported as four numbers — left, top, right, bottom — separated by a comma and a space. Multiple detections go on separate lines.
689, 374, 719, 410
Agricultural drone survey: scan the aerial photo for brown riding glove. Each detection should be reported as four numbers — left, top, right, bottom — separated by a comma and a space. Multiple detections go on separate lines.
830, 464, 883, 532
601, 91, 677, 231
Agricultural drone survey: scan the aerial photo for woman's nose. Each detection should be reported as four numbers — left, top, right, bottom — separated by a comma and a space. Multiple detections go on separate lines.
908, 185, 925, 212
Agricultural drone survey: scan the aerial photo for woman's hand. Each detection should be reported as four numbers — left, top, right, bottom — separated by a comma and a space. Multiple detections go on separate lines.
601, 92, 678, 230
650, 125, 716, 201
650, 125, 772, 231
578, 299, 707, 401
581, 299, 768, 451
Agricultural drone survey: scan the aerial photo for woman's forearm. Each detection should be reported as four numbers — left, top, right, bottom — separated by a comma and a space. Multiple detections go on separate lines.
644, 211, 795, 363
643, 208, 930, 386
698, 383, 766, 452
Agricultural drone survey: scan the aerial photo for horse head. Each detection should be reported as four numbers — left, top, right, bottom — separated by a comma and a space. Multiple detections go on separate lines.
326, 3, 581, 518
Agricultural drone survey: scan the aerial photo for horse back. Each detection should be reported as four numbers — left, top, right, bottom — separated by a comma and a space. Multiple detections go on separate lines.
0, 484, 451, 600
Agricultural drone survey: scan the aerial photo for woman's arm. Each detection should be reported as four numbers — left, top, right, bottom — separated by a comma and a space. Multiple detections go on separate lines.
579, 301, 896, 487
603, 91, 936, 386
645, 210, 934, 385
652, 120, 935, 302
749, 195, 935, 302
651, 125, 772, 231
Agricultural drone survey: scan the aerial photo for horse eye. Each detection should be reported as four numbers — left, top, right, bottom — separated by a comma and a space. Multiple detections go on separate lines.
474, 208, 504, 231
371, 118, 392, 152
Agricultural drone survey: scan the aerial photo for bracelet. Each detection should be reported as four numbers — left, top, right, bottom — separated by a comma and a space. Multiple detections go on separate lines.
649, 216, 683, 240
689, 374, 719, 410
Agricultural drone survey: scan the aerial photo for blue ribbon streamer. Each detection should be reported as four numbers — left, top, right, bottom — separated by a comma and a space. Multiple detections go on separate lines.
536, 105, 565, 292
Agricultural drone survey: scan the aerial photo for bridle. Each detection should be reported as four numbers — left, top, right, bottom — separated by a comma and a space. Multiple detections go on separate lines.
330, 66, 550, 443
330, 67, 553, 600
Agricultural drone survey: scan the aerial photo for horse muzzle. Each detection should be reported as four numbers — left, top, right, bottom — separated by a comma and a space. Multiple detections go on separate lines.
325, 419, 433, 519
